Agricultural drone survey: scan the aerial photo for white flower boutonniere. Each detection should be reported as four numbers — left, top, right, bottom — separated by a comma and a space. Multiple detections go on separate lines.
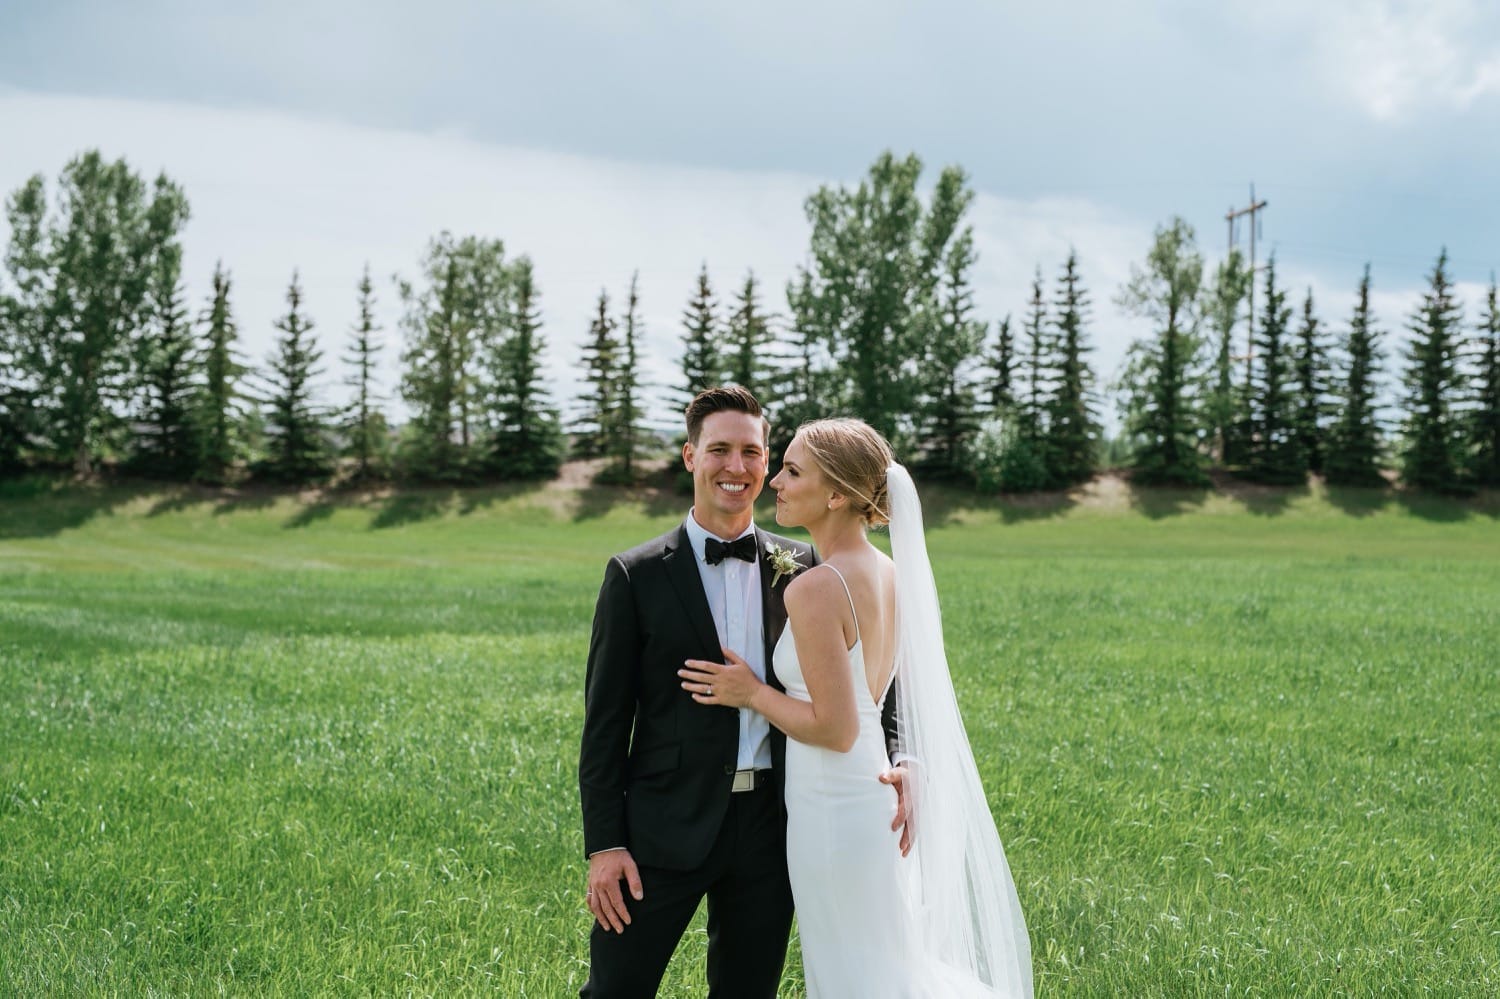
765, 542, 805, 588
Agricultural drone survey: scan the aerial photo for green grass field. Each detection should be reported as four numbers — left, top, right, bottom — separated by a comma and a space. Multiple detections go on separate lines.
2, 476, 1497, 995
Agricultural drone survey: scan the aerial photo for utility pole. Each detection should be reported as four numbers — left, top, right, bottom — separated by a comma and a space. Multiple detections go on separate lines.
1226, 184, 1269, 417
1226, 183, 1269, 340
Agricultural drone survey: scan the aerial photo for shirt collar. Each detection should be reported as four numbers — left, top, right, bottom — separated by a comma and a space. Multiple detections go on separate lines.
685, 509, 757, 563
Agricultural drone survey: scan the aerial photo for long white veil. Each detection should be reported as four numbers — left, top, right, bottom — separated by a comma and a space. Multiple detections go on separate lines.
887, 462, 1033, 997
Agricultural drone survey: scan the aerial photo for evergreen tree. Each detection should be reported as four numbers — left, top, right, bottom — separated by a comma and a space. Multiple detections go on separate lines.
605, 272, 653, 481
342, 264, 387, 481
131, 181, 199, 478
1204, 250, 1251, 464
679, 263, 720, 404
1116, 218, 1208, 486
914, 217, 984, 480
1020, 268, 1048, 441
193, 263, 246, 484
133, 262, 197, 478
1400, 250, 1467, 492
1325, 265, 1386, 487
490, 257, 563, 479
1044, 250, 1099, 485
1470, 276, 1500, 486
573, 290, 619, 459
988, 270, 1055, 491
1291, 289, 1331, 474
726, 270, 776, 401
1248, 257, 1302, 484
258, 271, 331, 482
984, 315, 1015, 414
771, 273, 833, 462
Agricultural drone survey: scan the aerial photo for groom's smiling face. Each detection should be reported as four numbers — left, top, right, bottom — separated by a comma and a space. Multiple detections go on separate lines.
683, 410, 768, 537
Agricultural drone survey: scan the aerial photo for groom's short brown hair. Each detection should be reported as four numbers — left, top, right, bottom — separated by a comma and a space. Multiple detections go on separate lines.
684, 386, 768, 445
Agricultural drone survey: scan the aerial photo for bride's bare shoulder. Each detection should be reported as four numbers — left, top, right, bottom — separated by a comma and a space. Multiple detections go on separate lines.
784, 562, 851, 614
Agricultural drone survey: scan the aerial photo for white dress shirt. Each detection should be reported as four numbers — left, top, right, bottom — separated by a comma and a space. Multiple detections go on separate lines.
685, 510, 773, 771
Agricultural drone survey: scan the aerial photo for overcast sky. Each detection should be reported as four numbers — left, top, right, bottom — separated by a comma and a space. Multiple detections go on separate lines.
4, 1, 1499, 429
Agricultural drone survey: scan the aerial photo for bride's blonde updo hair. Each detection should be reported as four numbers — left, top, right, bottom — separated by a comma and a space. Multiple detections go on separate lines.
797, 418, 896, 527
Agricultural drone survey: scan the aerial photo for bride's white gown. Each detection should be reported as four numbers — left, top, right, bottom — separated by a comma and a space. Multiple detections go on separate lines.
776, 565, 1003, 998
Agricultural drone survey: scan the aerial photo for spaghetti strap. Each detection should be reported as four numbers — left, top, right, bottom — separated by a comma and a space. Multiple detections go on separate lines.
812, 563, 860, 644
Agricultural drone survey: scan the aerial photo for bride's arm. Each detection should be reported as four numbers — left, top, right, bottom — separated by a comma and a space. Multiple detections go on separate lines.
680, 570, 860, 753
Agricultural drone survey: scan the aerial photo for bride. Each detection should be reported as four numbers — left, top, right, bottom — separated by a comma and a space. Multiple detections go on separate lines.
681, 418, 1032, 997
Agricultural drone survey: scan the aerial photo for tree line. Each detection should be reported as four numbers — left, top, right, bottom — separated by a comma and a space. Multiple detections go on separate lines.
0, 151, 564, 485
2, 149, 1497, 494
1115, 220, 1499, 494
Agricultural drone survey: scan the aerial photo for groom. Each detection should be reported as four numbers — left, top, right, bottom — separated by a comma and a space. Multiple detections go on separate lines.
578, 386, 811, 997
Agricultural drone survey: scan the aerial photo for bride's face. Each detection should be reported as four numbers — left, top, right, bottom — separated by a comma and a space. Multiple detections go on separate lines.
769, 435, 831, 528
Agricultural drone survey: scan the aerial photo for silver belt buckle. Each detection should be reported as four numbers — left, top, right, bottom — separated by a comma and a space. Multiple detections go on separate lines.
731, 769, 757, 792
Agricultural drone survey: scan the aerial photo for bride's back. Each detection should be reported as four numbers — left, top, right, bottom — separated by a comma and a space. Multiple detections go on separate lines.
819, 546, 898, 706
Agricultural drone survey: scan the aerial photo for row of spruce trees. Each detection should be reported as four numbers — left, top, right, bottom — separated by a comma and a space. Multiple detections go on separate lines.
1115, 220, 1500, 494
0, 151, 565, 485
2, 149, 1497, 494
580, 155, 1500, 495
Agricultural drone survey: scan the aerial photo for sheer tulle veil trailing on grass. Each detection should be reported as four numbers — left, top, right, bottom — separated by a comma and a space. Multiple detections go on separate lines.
887, 462, 1033, 997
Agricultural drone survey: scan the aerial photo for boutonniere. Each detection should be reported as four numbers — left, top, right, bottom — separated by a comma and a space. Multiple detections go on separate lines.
764, 543, 805, 588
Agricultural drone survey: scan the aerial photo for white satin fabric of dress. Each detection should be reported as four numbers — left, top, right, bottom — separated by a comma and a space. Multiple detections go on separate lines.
775, 564, 1013, 997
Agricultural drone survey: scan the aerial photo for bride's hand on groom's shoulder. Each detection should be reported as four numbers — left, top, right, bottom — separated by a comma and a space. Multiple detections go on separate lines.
680, 646, 762, 709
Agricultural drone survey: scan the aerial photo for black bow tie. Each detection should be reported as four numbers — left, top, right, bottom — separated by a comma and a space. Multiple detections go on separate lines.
705, 534, 758, 566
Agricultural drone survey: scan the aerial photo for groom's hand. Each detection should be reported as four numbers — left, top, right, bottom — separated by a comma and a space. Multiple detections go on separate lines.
587, 848, 644, 934
880, 765, 914, 857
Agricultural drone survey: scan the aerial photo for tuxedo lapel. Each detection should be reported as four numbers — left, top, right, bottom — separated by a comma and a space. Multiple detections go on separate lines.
663, 523, 722, 658
755, 527, 788, 692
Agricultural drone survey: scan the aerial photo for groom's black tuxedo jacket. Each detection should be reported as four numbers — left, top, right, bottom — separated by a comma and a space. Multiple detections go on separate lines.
579, 521, 816, 872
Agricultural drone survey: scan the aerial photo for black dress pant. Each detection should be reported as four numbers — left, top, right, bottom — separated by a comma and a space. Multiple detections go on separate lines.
580, 783, 794, 998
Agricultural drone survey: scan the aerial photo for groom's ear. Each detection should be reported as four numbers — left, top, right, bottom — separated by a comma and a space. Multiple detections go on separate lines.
682, 440, 696, 471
